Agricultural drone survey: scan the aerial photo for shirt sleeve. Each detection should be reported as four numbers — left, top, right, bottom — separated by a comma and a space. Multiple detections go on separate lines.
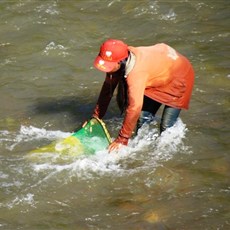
93, 73, 119, 119
119, 72, 148, 138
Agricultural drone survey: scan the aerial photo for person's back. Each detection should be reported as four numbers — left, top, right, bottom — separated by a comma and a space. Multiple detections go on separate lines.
128, 43, 194, 109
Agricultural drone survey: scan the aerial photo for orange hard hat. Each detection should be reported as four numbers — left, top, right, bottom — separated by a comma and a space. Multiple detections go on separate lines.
94, 39, 128, 72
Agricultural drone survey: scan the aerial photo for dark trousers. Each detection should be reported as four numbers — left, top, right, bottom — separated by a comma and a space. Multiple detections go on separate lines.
137, 96, 181, 133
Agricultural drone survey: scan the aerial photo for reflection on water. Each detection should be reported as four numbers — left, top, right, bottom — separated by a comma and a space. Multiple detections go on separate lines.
0, 0, 229, 229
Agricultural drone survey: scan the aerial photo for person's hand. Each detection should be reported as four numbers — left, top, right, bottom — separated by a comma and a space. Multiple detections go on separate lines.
108, 141, 122, 152
108, 135, 128, 153
82, 114, 99, 128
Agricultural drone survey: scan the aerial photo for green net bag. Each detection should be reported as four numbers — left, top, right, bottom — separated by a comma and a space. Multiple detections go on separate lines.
30, 118, 111, 156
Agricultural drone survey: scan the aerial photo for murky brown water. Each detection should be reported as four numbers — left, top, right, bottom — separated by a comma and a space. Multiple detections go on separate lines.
0, 1, 229, 229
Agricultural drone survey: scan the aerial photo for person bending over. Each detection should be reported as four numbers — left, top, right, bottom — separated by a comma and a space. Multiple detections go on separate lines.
92, 39, 194, 152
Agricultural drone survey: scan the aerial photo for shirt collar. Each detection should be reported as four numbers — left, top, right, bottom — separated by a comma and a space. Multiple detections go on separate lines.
124, 51, 136, 78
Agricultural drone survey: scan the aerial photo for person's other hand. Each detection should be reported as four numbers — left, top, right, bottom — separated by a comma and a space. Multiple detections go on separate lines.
108, 135, 128, 153
108, 141, 122, 152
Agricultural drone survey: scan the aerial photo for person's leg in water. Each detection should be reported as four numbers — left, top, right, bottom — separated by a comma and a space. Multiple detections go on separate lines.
136, 96, 181, 134
136, 96, 161, 132
160, 106, 181, 133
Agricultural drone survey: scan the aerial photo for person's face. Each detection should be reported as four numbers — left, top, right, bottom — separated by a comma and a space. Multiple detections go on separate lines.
108, 62, 121, 73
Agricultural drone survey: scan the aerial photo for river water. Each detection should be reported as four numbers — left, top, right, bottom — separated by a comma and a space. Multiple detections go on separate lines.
0, 1, 229, 229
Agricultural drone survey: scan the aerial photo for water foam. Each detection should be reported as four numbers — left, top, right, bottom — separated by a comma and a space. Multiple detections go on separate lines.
43, 41, 69, 57
19, 125, 70, 140
1, 120, 189, 180
28, 119, 189, 180
0, 125, 70, 151
0, 193, 36, 210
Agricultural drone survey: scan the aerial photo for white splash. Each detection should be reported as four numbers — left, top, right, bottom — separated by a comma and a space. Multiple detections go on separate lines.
28, 119, 189, 180
153, 119, 190, 161
19, 125, 70, 140
0, 125, 70, 151
1, 119, 189, 181
43, 41, 69, 57
160, 9, 177, 21
1, 193, 36, 210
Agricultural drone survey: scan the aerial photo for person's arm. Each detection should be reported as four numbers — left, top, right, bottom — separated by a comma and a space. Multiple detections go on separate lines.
108, 72, 148, 152
93, 73, 119, 119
